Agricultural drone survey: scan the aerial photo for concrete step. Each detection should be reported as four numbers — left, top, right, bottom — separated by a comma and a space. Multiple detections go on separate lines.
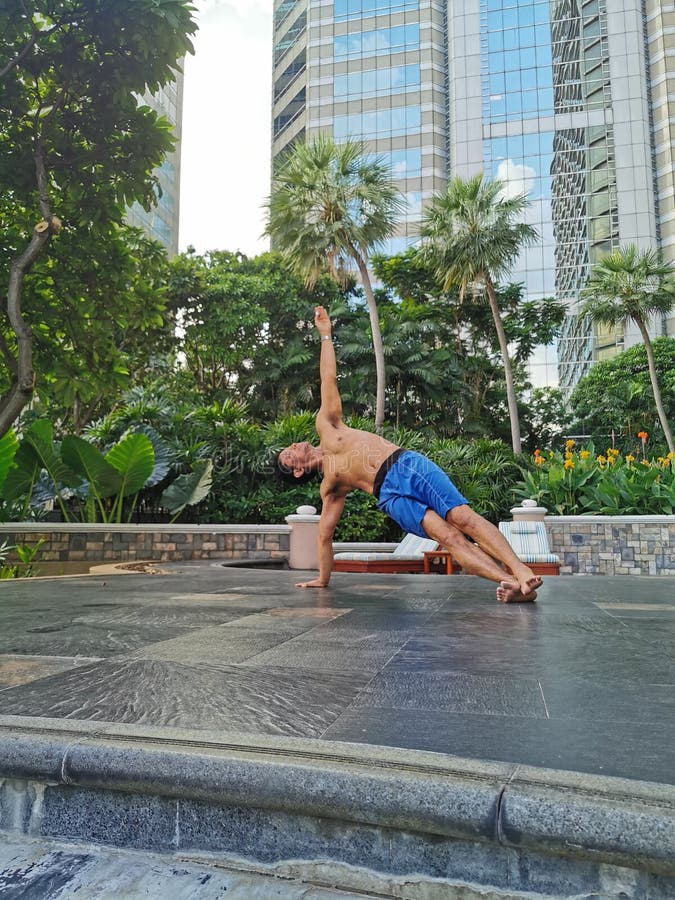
0, 716, 674, 899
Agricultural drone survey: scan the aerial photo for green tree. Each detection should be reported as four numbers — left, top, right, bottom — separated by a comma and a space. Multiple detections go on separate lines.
579, 246, 675, 453
372, 247, 564, 440
0, 0, 196, 436
167, 249, 350, 418
569, 337, 675, 452
13, 225, 174, 432
266, 136, 404, 430
420, 175, 539, 454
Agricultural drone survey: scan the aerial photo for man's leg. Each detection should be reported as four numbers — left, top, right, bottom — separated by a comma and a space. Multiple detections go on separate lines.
421, 507, 541, 602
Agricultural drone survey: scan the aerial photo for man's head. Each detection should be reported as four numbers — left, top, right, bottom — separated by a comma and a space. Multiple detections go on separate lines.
273, 442, 322, 485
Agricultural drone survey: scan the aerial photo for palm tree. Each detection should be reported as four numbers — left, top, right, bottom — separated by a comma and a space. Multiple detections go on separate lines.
580, 246, 675, 453
420, 175, 539, 454
265, 135, 404, 430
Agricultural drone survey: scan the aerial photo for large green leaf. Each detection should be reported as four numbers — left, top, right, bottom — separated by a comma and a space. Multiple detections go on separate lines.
105, 432, 155, 497
0, 431, 19, 495
1, 442, 41, 502
134, 426, 171, 487
160, 459, 213, 516
61, 437, 121, 499
25, 420, 81, 488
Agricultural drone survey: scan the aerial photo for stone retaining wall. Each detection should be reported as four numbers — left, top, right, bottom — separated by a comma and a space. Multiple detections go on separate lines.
1, 518, 673, 575
545, 515, 675, 576
0, 524, 290, 564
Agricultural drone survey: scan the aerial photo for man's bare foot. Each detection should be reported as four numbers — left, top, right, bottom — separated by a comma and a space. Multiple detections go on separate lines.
496, 578, 541, 603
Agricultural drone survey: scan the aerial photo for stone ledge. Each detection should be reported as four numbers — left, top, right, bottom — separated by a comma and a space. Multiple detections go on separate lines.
0, 716, 673, 880
0, 523, 291, 534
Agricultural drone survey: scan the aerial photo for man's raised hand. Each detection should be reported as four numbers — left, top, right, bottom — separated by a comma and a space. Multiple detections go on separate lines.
314, 306, 331, 337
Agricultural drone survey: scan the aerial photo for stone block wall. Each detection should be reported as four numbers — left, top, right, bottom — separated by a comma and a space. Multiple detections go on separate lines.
545, 516, 675, 576
0, 525, 291, 564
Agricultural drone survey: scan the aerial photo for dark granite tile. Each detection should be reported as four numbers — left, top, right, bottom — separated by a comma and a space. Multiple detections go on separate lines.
71, 605, 257, 628
539, 675, 675, 723
0, 654, 99, 689
127, 625, 303, 664
0, 659, 370, 737
322, 706, 675, 785
382, 638, 556, 677
352, 672, 547, 718
239, 638, 405, 673
535, 637, 675, 683
0, 623, 194, 658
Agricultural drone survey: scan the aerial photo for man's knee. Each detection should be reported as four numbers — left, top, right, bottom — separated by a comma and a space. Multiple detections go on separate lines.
446, 503, 476, 531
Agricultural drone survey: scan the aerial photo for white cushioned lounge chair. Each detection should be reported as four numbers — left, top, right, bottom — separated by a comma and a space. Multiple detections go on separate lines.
498, 520, 560, 575
333, 533, 439, 573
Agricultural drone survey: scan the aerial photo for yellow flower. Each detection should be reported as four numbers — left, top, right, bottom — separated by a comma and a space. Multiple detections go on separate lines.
549, 451, 554, 458
625, 454, 635, 463
607, 447, 619, 456
534, 456, 543, 466
596, 455, 606, 464
641, 459, 651, 467
564, 450, 573, 460
564, 459, 575, 469
579, 450, 590, 459
658, 457, 668, 466
668, 452, 675, 460
565, 439, 575, 449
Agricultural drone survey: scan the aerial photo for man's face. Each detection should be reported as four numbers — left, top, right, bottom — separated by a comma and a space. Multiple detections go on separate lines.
279, 442, 314, 475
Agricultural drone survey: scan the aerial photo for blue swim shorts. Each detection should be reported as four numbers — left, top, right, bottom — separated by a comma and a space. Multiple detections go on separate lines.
374, 450, 468, 538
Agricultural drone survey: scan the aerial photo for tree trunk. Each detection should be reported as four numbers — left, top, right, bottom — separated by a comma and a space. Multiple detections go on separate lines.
353, 252, 386, 431
637, 318, 675, 453
485, 279, 522, 455
0, 140, 60, 438
0, 225, 53, 438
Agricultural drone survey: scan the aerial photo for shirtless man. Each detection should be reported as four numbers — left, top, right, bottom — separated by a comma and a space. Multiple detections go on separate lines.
274, 307, 542, 602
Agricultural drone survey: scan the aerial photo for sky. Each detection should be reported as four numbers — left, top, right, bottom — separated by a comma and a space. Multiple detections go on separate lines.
179, 0, 272, 257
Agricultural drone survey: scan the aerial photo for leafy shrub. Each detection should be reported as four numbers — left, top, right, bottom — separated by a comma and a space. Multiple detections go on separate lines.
515, 437, 675, 515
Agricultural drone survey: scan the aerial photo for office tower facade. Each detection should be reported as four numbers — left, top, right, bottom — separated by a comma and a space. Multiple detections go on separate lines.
127, 72, 185, 257
272, 0, 674, 390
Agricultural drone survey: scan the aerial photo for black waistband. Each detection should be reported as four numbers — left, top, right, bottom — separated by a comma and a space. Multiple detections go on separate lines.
373, 448, 407, 500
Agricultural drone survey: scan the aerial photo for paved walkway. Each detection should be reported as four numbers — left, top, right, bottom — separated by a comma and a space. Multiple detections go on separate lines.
0, 563, 673, 785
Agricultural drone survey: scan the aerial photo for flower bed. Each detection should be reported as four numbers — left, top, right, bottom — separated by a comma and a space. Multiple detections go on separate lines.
517, 437, 675, 515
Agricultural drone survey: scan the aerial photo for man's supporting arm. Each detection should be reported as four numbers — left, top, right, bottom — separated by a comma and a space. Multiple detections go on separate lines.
296, 490, 346, 588
314, 305, 342, 425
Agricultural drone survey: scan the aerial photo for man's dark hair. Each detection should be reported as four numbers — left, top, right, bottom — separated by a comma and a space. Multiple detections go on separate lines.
272, 451, 319, 486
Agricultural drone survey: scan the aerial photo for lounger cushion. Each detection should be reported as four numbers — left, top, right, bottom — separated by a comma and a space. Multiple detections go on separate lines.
498, 521, 560, 564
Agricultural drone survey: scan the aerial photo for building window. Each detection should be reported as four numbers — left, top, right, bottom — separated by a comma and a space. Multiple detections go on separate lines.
274, 13, 306, 64
334, 24, 420, 60
334, 104, 421, 139
334, 0, 418, 22
334, 63, 421, 99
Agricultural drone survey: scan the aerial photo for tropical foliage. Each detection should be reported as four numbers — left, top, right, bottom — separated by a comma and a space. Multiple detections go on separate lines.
266, 136, 405, 430
569, 337, 675, 453
420, 175, 539, 454
579, 246, 675, 452
0, 418, 211, 523
516, 438, 675, 515
0, 0, 196, 435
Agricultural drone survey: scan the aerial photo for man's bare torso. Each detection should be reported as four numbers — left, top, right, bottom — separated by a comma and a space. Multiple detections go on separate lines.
317, 418, 400, 496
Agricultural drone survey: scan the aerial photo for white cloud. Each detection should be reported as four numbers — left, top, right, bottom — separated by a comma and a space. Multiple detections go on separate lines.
179, 0, 272, 256
495, 158, 536, 200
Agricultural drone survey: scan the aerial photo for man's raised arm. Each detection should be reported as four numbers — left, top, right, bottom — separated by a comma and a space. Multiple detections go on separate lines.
314, 306, 342, 425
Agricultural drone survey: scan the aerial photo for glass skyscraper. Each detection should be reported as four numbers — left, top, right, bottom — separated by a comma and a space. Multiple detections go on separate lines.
126, 74, 185, 257
272, 0, 674, 390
